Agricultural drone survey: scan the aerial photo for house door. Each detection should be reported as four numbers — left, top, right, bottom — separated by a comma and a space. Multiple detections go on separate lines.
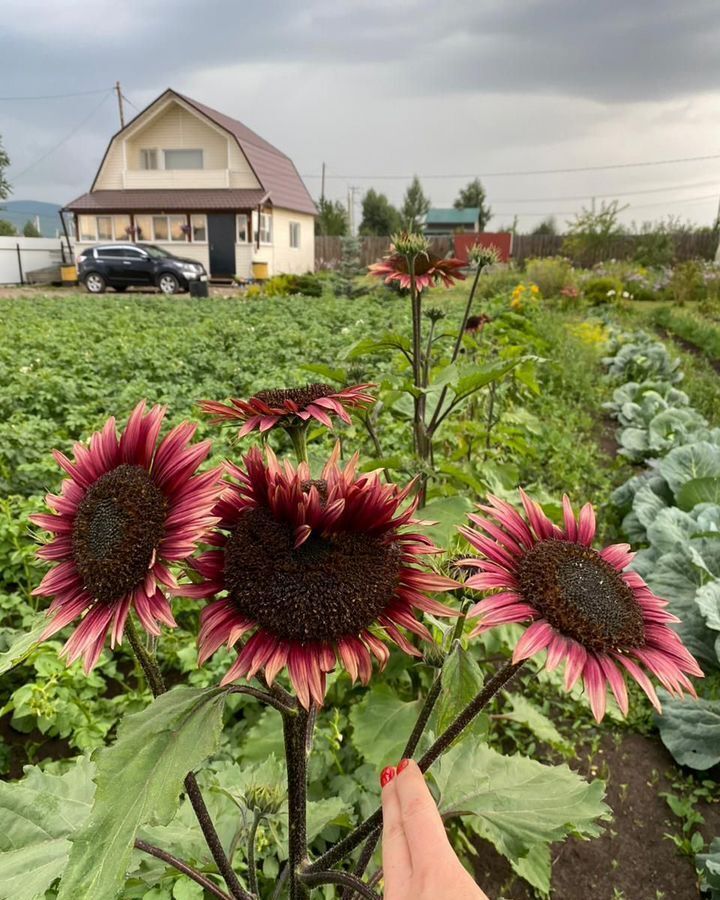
208, 214, 236, 277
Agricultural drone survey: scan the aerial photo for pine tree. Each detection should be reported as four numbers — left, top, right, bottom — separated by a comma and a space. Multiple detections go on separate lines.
453, 178, 492, 230
359, 189, 402, 236
401, 176, 430, 233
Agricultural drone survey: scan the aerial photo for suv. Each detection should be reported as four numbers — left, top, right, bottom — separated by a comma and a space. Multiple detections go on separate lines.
77, 244, 208, 294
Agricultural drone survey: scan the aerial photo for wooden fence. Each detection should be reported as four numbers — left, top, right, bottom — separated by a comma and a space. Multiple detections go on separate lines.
315, 232, 719, 269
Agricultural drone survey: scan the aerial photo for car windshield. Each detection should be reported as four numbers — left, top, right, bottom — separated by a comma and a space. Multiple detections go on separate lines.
143, 245, 173, 259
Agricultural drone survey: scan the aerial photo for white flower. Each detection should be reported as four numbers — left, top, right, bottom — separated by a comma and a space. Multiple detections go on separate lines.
607, 289, 616, 297
341, 327, 350, 334
622, 291, 630, 298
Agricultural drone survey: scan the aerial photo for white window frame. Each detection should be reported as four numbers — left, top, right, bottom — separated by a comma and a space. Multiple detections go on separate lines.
289, 221, 301, 250
255, 212, 273, 245
140, 148, 159, 170
191, 214, 207, 243
163, 148, 204, 170
237, 214, 249, 244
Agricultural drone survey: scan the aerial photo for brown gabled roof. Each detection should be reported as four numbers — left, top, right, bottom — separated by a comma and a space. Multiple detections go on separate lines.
65, 188, 268, 213
73, 89, 317, 217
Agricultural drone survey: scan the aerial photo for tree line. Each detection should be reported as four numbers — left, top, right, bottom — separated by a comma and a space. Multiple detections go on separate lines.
315, 176, 492, 237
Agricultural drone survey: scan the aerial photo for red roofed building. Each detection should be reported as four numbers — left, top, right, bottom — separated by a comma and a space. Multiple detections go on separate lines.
65, 89, 316, 278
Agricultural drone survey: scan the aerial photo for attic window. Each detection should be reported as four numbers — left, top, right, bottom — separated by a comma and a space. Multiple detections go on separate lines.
140, 149, 158, 170
164, 149, 203, 170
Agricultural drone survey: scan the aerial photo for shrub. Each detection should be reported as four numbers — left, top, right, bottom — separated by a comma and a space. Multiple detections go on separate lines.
581, 275, 624, 305
262, 273, 324, 298
525, 256, 575, 298
669, 261, 706, 305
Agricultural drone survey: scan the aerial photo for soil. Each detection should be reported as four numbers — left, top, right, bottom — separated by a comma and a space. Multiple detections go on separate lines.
473, 731, 720, 900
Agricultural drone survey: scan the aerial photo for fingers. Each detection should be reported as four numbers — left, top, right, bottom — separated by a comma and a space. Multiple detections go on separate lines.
381, 766, 411, 894
393, 759, 451, 868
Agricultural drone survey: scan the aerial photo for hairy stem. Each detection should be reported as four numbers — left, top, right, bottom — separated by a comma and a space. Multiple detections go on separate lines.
427, 262, 483, 438
306, 657, 524, 873
227, 683, 297, 716
246, 809, 262, 898
134, 839, 231, 900
408, 262, 431, 506
284, 705, 311, 899
287, 424, 309, 464
125, 616, 251, 900
299, 869, 381, 899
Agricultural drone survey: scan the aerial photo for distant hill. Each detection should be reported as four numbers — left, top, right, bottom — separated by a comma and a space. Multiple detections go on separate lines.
0, 200, 64, 237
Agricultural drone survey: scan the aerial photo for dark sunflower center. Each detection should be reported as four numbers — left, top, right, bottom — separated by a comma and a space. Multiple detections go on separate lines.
72, 464, 167, 604
301, 479, 329, 503
517, 540, 645, 652
252, 384, 335, 409
224, 508, 402, 642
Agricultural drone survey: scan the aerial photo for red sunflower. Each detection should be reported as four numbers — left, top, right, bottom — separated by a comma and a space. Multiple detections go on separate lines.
182, 446, 457, 707
460, 490, 702, 721
31, 402, 223, 672
199, 383, 375, 437
368, 252, 466, 291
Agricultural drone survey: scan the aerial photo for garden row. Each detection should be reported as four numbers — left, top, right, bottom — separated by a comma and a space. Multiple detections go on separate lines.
602, 328, 720, 895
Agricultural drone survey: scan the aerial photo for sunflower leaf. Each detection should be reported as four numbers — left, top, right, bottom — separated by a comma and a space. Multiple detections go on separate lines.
433, 644, 487, 743
0, 613, 50, 676
349, 685, 422, 768
0, 756, 95, 900
434, 741, 610, 862
57, 686, 227, 900
656, 691, 720, 770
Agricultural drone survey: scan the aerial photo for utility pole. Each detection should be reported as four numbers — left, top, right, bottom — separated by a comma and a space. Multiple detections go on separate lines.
320, 162, 326, 205
346, 185, 359, 236
115, 81, 125, 129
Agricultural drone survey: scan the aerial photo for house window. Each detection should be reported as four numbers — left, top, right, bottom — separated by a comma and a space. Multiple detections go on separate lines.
191, 215, 207, 242
153, 216, 169, 241
140, 149, 158, 170
97, 216, 113, 241
164, 149, 203, 170
169, 215, 187, 241
255, 212, 272, 245
289, 221, 301, 249
113, 215, 131, 240
78, 215, 97, 242
237, 214, 249, 243
135, 215, 152, 242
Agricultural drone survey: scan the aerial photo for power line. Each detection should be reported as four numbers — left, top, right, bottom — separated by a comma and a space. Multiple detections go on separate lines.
467, 178, 719, 205
0, 87, 113, 101
8, 91, 112, 184
121, 93, 141, 113
302, 152, 720, 181
490, 192, 719, 219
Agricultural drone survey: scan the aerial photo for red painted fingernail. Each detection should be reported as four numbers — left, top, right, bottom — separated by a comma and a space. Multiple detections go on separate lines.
380, 766, 396, 788
397, 758, 411, 774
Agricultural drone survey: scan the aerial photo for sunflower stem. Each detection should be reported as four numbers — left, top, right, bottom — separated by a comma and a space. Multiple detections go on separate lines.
287, 425, 309, 465
426, 261, 483, 439
246, 809, 261, 898
284, 704, 311, 899
298, 869, 381, 899
407, 256, 431, 507
134, 839, 231, 900
305, 657, 524, 873
124, 616, 251, 900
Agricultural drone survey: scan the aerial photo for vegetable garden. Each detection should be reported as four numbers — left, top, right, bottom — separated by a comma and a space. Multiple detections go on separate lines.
0, 246, 719, 900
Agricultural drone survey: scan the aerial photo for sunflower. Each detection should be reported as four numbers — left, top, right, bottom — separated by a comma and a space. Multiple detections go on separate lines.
200, 383, 375, 437
31, 402, 223, 672
183, 446, 457, 707
368, 251, 466, 291
460, 490, 702, 721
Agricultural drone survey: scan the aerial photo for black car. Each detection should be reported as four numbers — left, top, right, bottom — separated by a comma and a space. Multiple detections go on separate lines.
77, 244, 208, 294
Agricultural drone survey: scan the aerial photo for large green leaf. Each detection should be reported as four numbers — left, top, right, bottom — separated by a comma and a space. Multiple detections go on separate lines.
433, 644, 487, 742
696, 580, 720, 636
57, 686, 227, 900
698, 837, 720, 899
419, 495, 473, 548
0, 756, 95, 900
346, 332, 411, 359
510, 842, 552, 896
453, 359, 521, 399
0, 613, 50, 675
658, 441, 720, 496
434, 742, 610, 862
656, 692, 720, 770
677, 477, 720, 511
349, 685, 422, 768
503, 694, 573, 755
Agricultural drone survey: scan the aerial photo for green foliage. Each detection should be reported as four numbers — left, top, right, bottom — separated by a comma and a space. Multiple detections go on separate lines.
433, 644, 488, 742
359, 189, 402, 236
530, 217, 557, 236
348, 685, 423, 768
524, 257, 575, 298
653, 305, 720, 362
0, 219, 16, 236
261, 273, 323, 298
315, 198, 348, 236
698, 837, 720, 898
562, 200, 627, 265
631, 223, 676, 268
655, 693, 720, 770
400, 175, 430, 233
57, 687, 227, 900
582, 275, 624, 305
22, 220, 42, 238
0, 756, 95, 900
0, 136, 10, 202
453, 178, 492, 231
603, 333, 682, 383
434, 741, 610, 893
668, 260, 706, 305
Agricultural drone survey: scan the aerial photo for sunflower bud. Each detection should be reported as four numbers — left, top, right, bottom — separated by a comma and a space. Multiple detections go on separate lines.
467, 243, 500, 270
391, 231, 430, 258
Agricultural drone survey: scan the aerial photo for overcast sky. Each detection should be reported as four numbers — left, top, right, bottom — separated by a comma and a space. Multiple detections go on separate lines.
2, 0, 720, 231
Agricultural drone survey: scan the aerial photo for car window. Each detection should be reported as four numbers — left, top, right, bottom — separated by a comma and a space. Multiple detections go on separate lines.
96, 248, 126, 258
124, 249, 148, 260
144, 245, 173, 259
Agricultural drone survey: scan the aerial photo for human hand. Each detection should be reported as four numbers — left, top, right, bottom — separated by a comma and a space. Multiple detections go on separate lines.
380, 759, 489, 900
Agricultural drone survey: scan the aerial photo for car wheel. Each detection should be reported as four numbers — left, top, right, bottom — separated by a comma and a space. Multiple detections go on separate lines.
84, 272, 106, 294
158, 273, 180, 295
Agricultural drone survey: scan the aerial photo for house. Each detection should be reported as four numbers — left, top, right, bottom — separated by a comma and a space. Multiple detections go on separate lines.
423, 207, 480, 236
65, 89, 316, 279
